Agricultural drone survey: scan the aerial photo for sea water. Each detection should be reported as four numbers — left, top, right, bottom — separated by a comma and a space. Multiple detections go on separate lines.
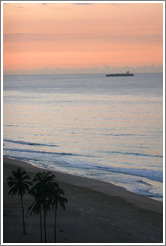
3, 73, 163, 200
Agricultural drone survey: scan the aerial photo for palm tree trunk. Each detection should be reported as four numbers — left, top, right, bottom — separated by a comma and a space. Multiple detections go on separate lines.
40, 209, 43, 242
43, 209, 47, 243
54, 207, 57, 243
20, 195, 25, 235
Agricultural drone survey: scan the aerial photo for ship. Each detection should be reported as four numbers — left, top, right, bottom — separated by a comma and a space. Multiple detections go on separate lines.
106, 71, 134, 77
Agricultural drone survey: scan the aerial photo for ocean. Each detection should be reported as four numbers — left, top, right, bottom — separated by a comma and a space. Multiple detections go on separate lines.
3, 73, 163, 200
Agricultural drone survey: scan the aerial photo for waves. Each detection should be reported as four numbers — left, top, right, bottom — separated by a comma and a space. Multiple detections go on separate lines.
4, 139, 59, 148
3, 137, 163, 184
5, 138, 162, 159
4, 147, 163, 183
4, 147, 83, 157
100, 150, 162, 159
94, 165, 163, 182
4, 119, 163, 199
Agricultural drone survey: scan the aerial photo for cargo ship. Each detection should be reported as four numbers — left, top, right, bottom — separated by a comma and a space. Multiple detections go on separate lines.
106, 71, 134, 77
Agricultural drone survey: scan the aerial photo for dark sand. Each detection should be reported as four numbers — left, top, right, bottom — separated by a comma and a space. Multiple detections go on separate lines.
3, 157, 163, 243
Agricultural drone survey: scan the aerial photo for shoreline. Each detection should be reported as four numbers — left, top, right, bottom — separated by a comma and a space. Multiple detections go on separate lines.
3, 156, 162, 213
3, 156, 163, 243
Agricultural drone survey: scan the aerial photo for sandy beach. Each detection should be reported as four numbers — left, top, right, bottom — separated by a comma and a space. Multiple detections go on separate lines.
3, 156, 163, 243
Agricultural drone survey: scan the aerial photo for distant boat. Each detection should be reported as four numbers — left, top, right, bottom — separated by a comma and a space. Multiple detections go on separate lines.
106, 71, 134, 77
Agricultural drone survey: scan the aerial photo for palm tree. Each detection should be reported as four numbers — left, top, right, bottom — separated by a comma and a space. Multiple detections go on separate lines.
31, 171, 56, 243
51, 183, 68, 243
7, 167, 32, 235
28, 186, 43, 242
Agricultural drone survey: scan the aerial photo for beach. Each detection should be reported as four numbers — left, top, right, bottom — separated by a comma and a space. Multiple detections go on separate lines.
3, 157, 163, 243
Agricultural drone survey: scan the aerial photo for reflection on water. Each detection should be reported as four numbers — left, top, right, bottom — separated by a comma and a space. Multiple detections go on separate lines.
3, 73, 163, 200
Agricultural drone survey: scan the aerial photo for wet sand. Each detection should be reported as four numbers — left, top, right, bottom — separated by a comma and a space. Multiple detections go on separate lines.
3, 157, 163, 243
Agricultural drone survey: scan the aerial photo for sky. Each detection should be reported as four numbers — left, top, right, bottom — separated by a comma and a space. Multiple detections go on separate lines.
3, 2, 163, 74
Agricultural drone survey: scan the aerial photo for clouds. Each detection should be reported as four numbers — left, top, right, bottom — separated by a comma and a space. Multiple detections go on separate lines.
4, 32, 162, 44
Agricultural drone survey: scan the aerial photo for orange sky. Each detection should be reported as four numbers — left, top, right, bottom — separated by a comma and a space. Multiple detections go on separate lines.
3, 2, 163, 74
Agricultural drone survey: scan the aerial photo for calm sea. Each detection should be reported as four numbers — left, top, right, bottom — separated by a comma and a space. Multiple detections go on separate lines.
3, 73, 163, 200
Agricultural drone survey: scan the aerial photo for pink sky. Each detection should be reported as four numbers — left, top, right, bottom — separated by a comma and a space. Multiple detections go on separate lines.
3, 2, 163, 74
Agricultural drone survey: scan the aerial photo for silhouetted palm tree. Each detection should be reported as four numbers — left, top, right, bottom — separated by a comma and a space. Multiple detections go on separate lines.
31, 171, 56, 243
7, 167, 32, 235
28, 186, 43, 242
51, 183, 68, 243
